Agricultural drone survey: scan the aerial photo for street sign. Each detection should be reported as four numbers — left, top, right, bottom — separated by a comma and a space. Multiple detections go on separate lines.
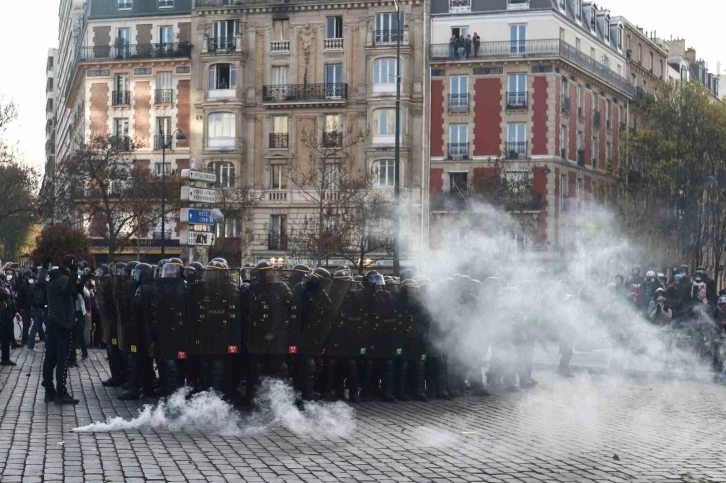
181, 186, 217, 204
180, 208, 216, 225
181, 169, 217, 183
180, 229, 215, 247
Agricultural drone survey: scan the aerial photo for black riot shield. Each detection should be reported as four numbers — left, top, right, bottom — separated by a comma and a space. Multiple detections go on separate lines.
152, 277, 187, 360
98, 275, 117, 346
397, 290, 427, 362
323, 279, 357, 357
367, 290, 398, 358
113, 275, 133, 352
187, 269, 241, 356
245, 271, 295, 356
300, 278, 335, 356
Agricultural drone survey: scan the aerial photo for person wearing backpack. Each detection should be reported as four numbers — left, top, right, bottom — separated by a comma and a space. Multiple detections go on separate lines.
27, 268, 48, 351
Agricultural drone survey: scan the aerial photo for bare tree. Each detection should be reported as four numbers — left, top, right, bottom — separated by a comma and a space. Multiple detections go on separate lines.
211, 179, 263, 266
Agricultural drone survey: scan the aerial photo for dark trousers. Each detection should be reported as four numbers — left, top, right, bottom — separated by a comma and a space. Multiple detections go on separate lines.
28, 307, 47, 349
92, 309, 102, 347
71, 312, 87, 360
42, 325, 72, 395
246, 353, 287, 400
20, 309, 31, 345
1, 339, 9, 361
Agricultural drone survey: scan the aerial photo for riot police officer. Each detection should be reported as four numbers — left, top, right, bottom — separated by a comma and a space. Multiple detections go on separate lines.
395, 279, 428, 401
119, 263, 156, 400
322, 270, 358, 401
152, 258, 186, 395
99, 264, 125, 387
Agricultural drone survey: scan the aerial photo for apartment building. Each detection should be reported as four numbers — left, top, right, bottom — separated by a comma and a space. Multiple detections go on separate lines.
44, 49, 59, 225
190, 0, 427, 267
617, 19, 668, 99
53, 0, 194, 260
665, 38, 720, 98
427, 0, 632, 254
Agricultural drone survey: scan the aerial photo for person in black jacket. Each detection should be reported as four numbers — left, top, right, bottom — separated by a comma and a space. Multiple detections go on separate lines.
26, 271, 47, 350
41, 255, 80, 405
0, 287, 15, 365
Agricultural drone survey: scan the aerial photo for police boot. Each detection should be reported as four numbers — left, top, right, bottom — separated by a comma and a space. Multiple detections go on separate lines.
347, 359, 361, 403
164, 359, 180, 395
323, 358, 337, 402
103, 347, 124, 387
140, 356, 157, 398
118, 354, 140, 400
302, 357, 318, 401
360, 359, 374, 402
211, 358, 225, 393
413, 360, 428, 402
382, 359, 398, 403
395, 360, 409, 402
435, 359, 451, 400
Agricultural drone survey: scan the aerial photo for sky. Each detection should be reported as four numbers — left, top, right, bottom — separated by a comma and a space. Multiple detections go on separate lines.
0, 0, 722, 173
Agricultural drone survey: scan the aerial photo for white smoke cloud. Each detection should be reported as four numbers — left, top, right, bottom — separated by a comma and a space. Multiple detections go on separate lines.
72, 379, 356, 438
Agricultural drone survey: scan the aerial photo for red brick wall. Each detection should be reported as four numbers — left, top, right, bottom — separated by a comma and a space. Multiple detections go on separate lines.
430, 167, 444, 195
612, 105, 619, 169
90, 83, 109, 139
599, 97, 606, 170
568, 83, 577, 162
567, 171, 576, 251
177, 80, 190, 148
554, 167, 561, 246
585, 91, 592, 167
430, 80, 445, 157
555, 79, 561, 157
533, 167, 548, 246
531, 76, 549, 156
429, 168, 444, 250
134, 81, 151, 148
473, 78, 502, 156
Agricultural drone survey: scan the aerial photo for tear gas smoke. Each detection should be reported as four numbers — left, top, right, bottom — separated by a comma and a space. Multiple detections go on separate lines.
419, 201, 716, 382
72, 379, 355, 437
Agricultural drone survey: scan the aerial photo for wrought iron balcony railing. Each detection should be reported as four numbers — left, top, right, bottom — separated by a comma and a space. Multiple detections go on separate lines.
208, 37, 236, 53
79, 42, 192, 62
112, 90, 131, 106
429, 38, 635, 97
269, 133, 289, 148
506, 91, 528, 109
448, 94, 470, 112
505, 141, 527, 159
262, 83, 348, 103
154, 135, 172, 151
322, 131, 343, 148
373, 30, 403, 45
110, 136, 132, 152
154, 89, 174, 105
268, 234, 288, 251
447, 143, 469, 160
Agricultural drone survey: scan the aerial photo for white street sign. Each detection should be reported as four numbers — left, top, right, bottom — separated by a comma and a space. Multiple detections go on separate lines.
180, 229, 215, 247
181, 186, 217, 204
181, 169, 217, 183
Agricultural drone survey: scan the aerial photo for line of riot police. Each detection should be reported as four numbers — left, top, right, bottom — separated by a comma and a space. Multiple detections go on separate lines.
96, 259, 472, 404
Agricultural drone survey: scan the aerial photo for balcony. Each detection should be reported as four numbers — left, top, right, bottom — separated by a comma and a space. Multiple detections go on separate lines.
429, 38, 635, 97
506, 192, 543, 212
79, 42, 192, 62
154, 135, 172, 151
112, 90, 131, 106
373, 30, 404, 46
262, 83, 348, 105
266, 191, 289, 202
448, 94, 470, 112
577, 149, 585, 166
269, 133, 289, 149
322, 131, 343, 148
208, 37, 236, 53
155, 89, 174, 105
270, 40, 290, 53
431, 193, 467, 212
110, 136, 132, 152
562, 96, 571, 114
449, 0, 471, 13
593, 110, 601, 129
324, 38, 343, 50
268, 233, 288, 251
506, 91, 528, 109
505, 141, 527, 159
447, 143, 469, 160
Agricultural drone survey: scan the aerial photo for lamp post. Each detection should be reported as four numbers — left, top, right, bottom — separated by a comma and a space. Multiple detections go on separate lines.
392, 0, 402, 276
159, 125, 186, 257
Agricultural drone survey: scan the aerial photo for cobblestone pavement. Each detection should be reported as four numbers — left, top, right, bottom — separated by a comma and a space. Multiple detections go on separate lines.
1, 346, 725, 483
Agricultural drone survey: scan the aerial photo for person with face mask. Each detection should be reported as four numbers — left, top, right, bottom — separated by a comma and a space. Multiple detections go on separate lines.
648, 295, 672, 326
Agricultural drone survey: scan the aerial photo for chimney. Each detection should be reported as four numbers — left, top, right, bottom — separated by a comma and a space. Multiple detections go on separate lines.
685, 47, 697, 62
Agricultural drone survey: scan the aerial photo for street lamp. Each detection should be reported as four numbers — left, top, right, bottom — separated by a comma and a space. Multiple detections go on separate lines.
159, 124, 186, 257
392, 0, 402, 276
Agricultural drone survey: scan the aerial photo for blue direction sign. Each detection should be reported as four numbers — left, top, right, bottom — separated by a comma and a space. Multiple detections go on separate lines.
180, 208, 215, 225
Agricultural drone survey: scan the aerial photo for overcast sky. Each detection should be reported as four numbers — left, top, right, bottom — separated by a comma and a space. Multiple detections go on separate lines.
0, 0, 721, 173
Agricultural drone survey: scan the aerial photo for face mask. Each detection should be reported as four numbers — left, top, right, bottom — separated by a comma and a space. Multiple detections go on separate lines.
6, 275, 12, 281
28, 280, 34, 284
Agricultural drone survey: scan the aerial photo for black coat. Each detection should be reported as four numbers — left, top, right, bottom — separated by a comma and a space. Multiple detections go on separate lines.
44, 267, 78, 330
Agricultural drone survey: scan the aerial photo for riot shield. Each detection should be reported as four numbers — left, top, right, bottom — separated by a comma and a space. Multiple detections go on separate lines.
98, 275, 117, 346
113, 275, 133, 351
323, 279, 357, 357
367, 289, 398, 358
152, 277, 187, 360
300, 278, 335, 356
245, 271, 294, 355
188, 269, 242, 356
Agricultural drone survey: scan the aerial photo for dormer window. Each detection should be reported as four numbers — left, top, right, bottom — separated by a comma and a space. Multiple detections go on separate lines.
617, 25, 623, 51
558, 0, 565, 10
576, 0, 582, 19
604, 16, 610, 41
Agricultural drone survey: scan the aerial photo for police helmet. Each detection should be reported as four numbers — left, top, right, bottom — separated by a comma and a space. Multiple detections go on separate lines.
333, 270, 352, 281
309, 267, 331, 284
187, 262, 205, 271
400, 269, 415, 282
124, 261, 139, 276
157, 259, 169, 268
162, 258, 184, 278
363, 270, 385, 289
253, 260, 277, 284
133, 263, 154, 284
183, 265, 198, 282
645, 270, 656, 281
114, 262, 126, 276
718, 295, 726, 306
293, 264, 311, 274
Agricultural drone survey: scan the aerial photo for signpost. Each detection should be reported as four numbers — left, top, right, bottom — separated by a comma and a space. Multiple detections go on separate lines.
180, 208, 215, 225
181, 186, 217, 204
180, 230, 215, 247
181, 169, 218, 183
179, 168, 222, 262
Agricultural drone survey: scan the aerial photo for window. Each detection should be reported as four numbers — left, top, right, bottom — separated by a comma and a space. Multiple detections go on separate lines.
271, 165, 289, 190
604, 18, 610, 42
159, 0, 173, 7
649, 52, 654, 71
155, 116, 171, 149
326, 17, 343, 39
373, 58, 397, 85
375, 12, 405, 44
207, 113, 236, 149
507, 73, 527, 107
449, 124, 468, 144
212, 20, 239, 51
272, 19, 289, 41
451, 27, 469, 39
158, 26, 173, 45
576, 178, 583, 211
324, 164, 341, 189
270, 116, 289, 148
507, 123, 526, 158
560, 173, 567, 209
660, 59, 665, 80
116, 28, 130, 57
590, 47, 596, 59
157, 71, 172, 90
450, 75, 469, 110
209, 161, 235, 188
558, 0, 565, 10
209, 64, 236, 90
155, 163, 171, 175
560, 125, 567, 158
510, 24, 526, 55
607, 99, 612, 124
118, 0, 131, 9
324, 114, 342, 146
113, 74, 130, 105
577, 85, 583, 114
273, 116, 288, 134
269, 215, 287, 250
325, 64, 343, 84
576, 37, 581, 51
592, 136, 598, 167
617, 25, 623, 50
638, 43, 643, 62
576, 0, 582, 19
216, 219, 242, 239
606, 142, 612, 161
374, 159, 395, 188
577, 131, 584, 152
559, 28, 565, 41
374, 109, 396, 136
114, 118, 129, 137
271, 65, 289, 85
